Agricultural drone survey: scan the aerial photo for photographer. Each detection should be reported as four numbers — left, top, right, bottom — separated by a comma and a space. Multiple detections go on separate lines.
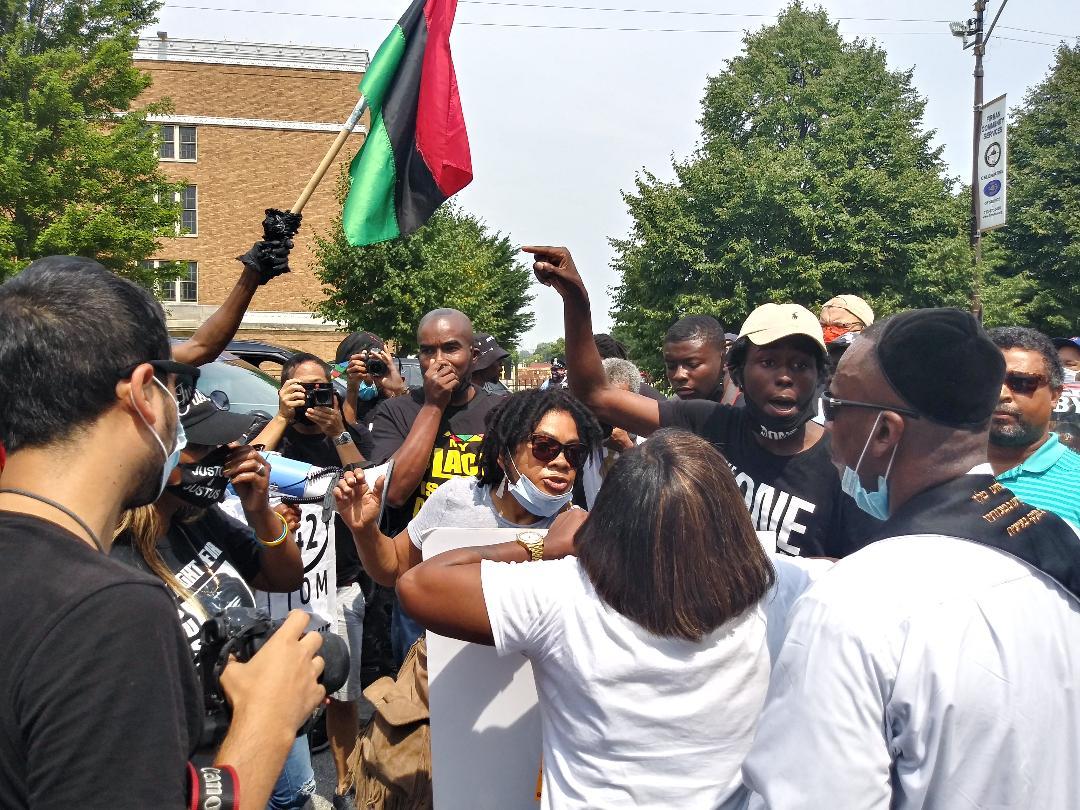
336, 331, 410, 431
249, 353, 372, 807
0, 257, 325, 809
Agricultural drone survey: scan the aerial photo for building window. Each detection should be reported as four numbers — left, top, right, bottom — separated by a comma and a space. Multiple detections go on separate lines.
159, 124, 197, 161
179, 186, 197, 236
141, 260, 198, 304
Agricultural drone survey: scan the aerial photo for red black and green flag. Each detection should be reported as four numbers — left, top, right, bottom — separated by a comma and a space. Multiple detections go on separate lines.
343, 0, 473, 246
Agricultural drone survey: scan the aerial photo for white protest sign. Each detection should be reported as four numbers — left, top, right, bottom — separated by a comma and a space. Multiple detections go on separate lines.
219, 497, 336, 634
978, 93, 1007, 232
424, 528, 544, 810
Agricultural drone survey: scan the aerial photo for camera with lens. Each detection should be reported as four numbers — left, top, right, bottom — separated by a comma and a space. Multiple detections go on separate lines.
364, 354, 389, 376
196, 607, 349, 748
302, 381, 335, 410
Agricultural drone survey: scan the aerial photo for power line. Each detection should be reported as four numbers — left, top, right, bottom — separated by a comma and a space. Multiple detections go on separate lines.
161, 3, 1069, 42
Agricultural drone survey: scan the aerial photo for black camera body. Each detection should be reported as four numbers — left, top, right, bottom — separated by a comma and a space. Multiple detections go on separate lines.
295, 382, 334, 425
196, 607, 349, 748
365, 355, 389, 376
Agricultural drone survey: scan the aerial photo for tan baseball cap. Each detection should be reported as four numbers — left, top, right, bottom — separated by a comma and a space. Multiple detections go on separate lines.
822, 294, 875, 327
738, 303, 827, 354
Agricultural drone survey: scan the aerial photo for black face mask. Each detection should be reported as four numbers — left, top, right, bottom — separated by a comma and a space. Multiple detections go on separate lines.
167, 445, 231, 508
742, 391, 818, 442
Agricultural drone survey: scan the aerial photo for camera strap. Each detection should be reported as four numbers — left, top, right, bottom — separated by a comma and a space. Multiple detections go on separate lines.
0, 488, 104, 553
187, 762, 238, 810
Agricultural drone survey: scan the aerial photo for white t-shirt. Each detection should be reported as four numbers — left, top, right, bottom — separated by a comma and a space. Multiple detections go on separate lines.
743, 534, 1080, 809
481, 556, 769, 810
406, 475, 564, 549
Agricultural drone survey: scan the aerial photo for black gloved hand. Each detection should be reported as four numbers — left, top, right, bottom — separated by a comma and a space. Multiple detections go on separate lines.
262, 208, 302, 242
236, 238, 293, 285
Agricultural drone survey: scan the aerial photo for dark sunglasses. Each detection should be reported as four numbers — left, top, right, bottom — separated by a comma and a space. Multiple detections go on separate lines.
1003, 372, 1049, 396
528, 434, 589, 470
821, 391, 921, 422
119, 360, 201, 409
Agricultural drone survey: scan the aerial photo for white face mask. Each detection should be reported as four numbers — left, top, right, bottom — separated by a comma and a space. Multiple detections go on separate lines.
497, 456, 574, 518
131, 377, 186, 501
1064, 368, 1078, 385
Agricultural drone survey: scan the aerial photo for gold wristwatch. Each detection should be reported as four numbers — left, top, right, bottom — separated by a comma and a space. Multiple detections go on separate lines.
515, 530, 545, 562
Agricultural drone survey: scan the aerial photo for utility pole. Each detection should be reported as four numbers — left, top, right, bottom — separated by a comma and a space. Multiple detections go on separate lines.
969, 0, 986, 320
952, 0, 1010, 320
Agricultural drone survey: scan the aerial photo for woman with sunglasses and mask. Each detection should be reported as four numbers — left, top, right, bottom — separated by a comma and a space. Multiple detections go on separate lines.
333, 388, 603, 588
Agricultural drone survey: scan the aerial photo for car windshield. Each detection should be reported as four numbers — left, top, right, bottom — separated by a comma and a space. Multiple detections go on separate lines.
196, 359, 280, 416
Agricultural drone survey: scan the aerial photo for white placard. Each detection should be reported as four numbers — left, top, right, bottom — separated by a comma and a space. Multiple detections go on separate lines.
978, 93, 1007, 232
424, 528, 544, 810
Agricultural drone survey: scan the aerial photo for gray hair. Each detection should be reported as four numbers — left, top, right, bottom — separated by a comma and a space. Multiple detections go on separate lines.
603, 357, 641, 393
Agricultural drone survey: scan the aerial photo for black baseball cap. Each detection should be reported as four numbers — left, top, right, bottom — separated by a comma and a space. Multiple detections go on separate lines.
335, 331, 386, 364
473, 333, 510, 371
180, 388, 257, 447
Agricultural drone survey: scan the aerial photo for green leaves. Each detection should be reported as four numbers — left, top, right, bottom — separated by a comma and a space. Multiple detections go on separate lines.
315, 196, 535, 354
999, 43, 1080, 334
609, 3, 993, 375
0, 0, 180, 287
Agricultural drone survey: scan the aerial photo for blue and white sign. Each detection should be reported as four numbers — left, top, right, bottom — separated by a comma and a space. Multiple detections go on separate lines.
977, 94, 1007, 231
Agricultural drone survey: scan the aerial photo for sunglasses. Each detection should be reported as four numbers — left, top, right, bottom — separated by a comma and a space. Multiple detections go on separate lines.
1003, 372, 1049, 396
119, 359, 201, 409
821, 391, 921, 422
528, 433, 589, 470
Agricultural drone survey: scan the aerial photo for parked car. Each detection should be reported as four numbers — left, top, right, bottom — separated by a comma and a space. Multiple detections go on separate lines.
225, 338, 423, 393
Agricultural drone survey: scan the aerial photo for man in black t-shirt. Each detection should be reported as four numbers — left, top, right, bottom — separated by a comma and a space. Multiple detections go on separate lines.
0, 257, 326, 809
523, 245, 881, 557
662, 315, 728, 402
369, 308, 499, 657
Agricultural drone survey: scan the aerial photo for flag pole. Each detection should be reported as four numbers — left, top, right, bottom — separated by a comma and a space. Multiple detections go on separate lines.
290, 95, 369, 215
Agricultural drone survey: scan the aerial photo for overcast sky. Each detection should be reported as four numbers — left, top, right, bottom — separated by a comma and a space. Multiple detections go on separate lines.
145, 0, 1078, 350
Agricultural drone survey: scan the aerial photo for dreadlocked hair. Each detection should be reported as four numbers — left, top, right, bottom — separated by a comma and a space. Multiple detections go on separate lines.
476, 388, 604, 489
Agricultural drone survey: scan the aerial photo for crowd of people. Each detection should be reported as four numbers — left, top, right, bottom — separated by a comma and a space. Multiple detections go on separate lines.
0, 235, 1078, 810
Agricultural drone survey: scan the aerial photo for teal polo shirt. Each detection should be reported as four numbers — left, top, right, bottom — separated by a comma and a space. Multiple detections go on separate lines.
997, 433, 1080, 528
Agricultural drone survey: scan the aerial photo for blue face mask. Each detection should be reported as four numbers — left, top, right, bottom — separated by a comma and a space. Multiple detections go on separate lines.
133, 377, 186, 500
840, 412, 897, 521
499, 456, 573, 518
358, 380, 379, 402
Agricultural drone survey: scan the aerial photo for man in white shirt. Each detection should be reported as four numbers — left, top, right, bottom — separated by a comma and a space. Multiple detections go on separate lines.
743, 308, 1080, 810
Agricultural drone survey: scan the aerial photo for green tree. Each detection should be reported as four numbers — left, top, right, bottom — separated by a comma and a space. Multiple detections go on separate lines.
609, 3, 971, 374
998, 42, 1080, 334
315, 200, 535, 353
0, 0, 184, 283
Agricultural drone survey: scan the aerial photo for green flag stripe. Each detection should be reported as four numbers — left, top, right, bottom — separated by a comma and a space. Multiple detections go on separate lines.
359, 24, 407, 115
343, 113, 400, 245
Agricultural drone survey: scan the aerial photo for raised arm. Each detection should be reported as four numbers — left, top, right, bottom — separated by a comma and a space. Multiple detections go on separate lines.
523, 246, 662, 437
334, 471, 419, 586
172, 238, 293, 366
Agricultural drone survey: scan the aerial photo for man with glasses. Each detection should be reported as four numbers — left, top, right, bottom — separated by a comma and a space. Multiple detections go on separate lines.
742, 308, 1080, 809
818, 294, 874, 345
984, 327, 1080, 527
0, 257, 326, 809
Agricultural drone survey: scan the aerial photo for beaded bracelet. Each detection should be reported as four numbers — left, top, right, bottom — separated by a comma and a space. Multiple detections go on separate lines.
258, 512, 290, 547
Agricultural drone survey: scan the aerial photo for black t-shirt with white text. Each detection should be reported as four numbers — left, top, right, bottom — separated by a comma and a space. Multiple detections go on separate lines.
112, 505, 262, 657
1, 513, 202, 808
369, 385, 499, 534
659, 400, 881, 557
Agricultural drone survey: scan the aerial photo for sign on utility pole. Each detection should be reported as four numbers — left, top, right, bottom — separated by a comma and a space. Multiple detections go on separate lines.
977, 94, 1007, 232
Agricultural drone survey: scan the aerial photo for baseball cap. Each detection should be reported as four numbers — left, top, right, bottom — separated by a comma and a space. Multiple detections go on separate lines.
738, 303, 827, 355
1052, 337, 1080, 351
551, 357, 566, 369
335, 331, 386, 364
473, 333, 510, 371
875, 308, 1004, 429
180, 388, 257, 447
822, 294, 875, 327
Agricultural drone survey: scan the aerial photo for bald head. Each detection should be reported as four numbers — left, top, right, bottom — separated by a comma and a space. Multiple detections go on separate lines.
418, 308, 473, 343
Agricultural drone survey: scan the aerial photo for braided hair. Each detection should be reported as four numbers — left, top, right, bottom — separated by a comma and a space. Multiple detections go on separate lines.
477, 388, 604, 489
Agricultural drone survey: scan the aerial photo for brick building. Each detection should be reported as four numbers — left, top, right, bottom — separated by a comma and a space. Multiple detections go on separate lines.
133, 35, 370, 358
516, 362, 553, 389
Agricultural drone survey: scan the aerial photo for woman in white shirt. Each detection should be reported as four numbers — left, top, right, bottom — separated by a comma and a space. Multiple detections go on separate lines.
334, 387, 604, 587
392, 429, 776, 810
